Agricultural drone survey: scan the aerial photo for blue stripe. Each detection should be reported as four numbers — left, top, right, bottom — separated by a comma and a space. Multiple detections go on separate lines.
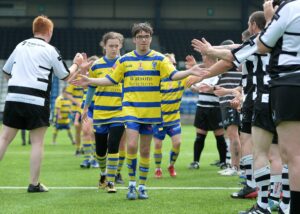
107, 174, 116, 177
169, 70, 178, 80
91, 63, 113, 70
105, 75, 118, 84
93, 117, 125, 124
124, 115, 162, 123
124, 70, 160, 77
123, 101, 160, 108
74, 88, 84, 91
129, 173, 135, 176
161, 87, 184, 93
107, 158, 119, 161
161, 77, 172, 82
120, 55, 164, 63
161, 99, 181, 104
139, 176, 147, 180
162, 110, 178, 115
73, 95, 83, 98
107, 166, 118, 170
163, 120, 181, 127
95, 92, 122, 97
123, 86, 160, 92
94, 106, 122, 111
88, 85, 97, 89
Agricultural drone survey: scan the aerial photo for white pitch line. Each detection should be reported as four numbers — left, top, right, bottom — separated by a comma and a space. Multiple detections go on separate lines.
0, 186, 240, 190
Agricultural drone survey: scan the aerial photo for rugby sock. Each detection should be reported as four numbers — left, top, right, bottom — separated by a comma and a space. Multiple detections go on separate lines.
95, 154, 107, 174
154, 149, 162, 168
225, 138, 231, 164
215, 135, 226, 163
170, 147, 180, 166
280, 165, 290, 211
290, 191, 300, 214
243, 155, 255, 188
139, 157, 150, 186
194, 133, 206, 162
254, 166, 270, 209
269, 174, 282, 202
82, 140, 93, 160
106, 153, 119, 183
117, 149, 126, 174
127, 153, 137, 184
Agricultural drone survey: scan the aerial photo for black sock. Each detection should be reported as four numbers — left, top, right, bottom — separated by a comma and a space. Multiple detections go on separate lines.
215, 135, 227, 163
290, 191, 300, 214
193, 133, 206, 162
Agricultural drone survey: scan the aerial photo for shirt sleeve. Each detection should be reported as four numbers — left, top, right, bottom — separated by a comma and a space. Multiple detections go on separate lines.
107, 59, 124, 84
51, 47, 70, 80
159, 57, 177, 79
2, 47, 17, 75
259, 4, 290, 48
232, 36, 258, 67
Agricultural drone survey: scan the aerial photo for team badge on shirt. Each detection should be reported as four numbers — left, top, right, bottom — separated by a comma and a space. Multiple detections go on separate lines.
152, 61, 157, 69
138, 61, 143, 70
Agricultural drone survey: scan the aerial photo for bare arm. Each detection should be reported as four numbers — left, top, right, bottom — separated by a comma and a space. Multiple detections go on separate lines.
2, 72, 11, 81
191, 38, 235, 62
202, 60, 234, 79
70, 75, 114, 87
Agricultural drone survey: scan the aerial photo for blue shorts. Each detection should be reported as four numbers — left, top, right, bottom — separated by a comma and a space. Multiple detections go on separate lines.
153, 123, 181, 140
125, 122, 153, 135
55, 124, 70, 130
94, 123, 124, 134
87, 102, 94, 119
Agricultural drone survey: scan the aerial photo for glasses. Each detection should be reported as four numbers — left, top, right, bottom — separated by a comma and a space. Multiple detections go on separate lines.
136, 35, 151, 40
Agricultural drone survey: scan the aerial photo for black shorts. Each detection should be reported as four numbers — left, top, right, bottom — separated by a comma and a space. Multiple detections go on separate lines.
194, 106, 223, 131
3, 101, 50, 130
252, 105, 276, 134
270, 86, 300, 125
221, 107, 240, 129
240, 107, 253, 134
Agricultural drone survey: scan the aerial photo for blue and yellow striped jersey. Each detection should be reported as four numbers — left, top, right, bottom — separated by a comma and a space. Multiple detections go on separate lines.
88, 56, 125, 125
160, 77, 187, 126
54, 95, 72, 125
107, 50, 177, 124
65, 84, 84, 113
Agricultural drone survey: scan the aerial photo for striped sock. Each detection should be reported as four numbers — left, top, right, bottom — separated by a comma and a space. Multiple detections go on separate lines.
269, 174, 282, 202
106, 153, 119, 183
127, 153, 137, 184
154, 149, 162, 168
117, 149, 126, 174
139, 157, 150, 186
280, 165, 290, 211
82, 140, 93, 160
254, 166, 270, 209
95, 154, 107, 174
170, 147, 180, 166
243, 155, 255, 188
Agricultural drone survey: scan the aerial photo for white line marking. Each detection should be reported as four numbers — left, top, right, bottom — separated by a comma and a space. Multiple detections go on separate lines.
0, 186, 240, 190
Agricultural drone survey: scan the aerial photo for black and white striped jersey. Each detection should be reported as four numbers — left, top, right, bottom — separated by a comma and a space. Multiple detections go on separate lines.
232, 35, 271, 107
259, 0, 300, 86
217, 70, 242, 108
2, 37, 70, 109
196, 76, 220, 108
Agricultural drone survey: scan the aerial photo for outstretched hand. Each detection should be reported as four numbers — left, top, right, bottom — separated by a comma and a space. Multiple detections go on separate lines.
191, 38, 212, 55
70, 75, 90, 87
185, 55, 197, 69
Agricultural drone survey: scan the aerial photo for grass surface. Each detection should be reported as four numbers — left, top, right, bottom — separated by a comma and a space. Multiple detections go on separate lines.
0, 125, 264, 214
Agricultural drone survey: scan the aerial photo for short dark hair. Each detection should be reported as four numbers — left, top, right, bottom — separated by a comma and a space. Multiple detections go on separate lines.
131, 22, 153, 37
250, 11, 266, 30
